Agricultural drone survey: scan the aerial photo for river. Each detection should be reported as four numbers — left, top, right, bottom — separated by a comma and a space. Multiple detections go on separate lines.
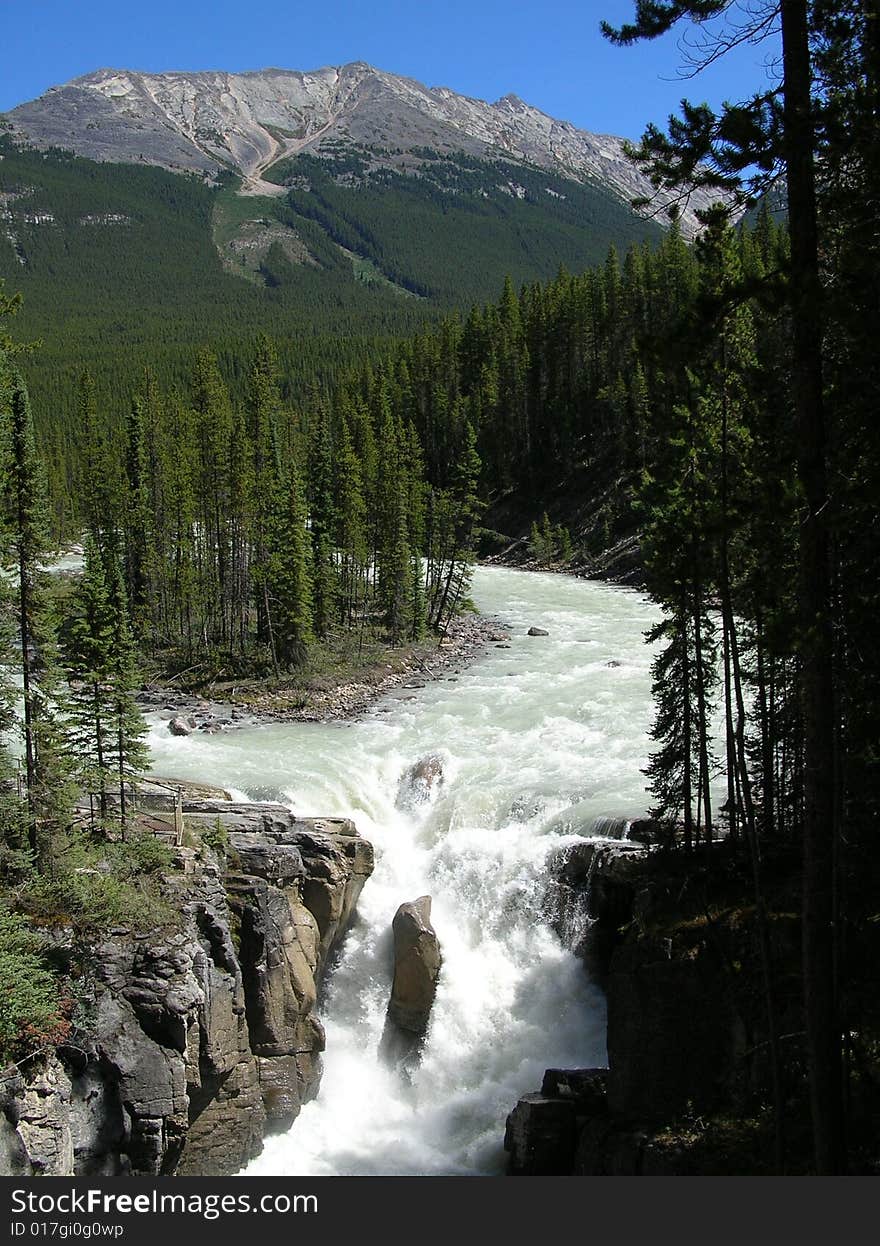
145, 565, 661, 1175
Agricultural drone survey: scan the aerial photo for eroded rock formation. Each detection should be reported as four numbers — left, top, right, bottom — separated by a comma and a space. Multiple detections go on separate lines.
507, 838, 802, 1175
379, 896, 442, 1072
0, 798, 373, 1177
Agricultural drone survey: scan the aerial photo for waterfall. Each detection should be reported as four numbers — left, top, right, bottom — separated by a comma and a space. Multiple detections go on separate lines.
588, 814, 632, 840
146, 566, 661, 1175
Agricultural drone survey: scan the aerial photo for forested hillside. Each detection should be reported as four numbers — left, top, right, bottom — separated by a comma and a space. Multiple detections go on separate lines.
0, 291, 483, 1015
0, 139, 432, 417
0, 134, 661, 447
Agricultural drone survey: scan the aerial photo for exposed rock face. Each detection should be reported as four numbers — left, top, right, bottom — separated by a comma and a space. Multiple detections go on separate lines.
584, 533, 646, 588
605, 935, 745, 1125
505, 1070, 607, 1176
0, 1057, 75, 1176
504, 1093, 578, 1175
0, 800, 373, 1177
548, 837, 749, 1121
295, 822, 373, 966
137, 777, 234, 805
380, 897, 442, 1071
396, 755, 444, 809
3, 64, 721, 235
507, 839, 800, 1175
545, 838, 647, 980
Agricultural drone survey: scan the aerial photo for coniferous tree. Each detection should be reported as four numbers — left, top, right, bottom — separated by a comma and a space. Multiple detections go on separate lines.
64, 536, 115, 828
28, 612, 78, 869
265, 461, 314, 669
3, 366, 61, 862
103, 553, 149, 834
429, 419, 482, 632
307, 404, 338, 639
191, 350, 234, 645
79, 371, 122, 557
383, 495, 415, 645
333, 418, 369, 629
0, 351, 28, 871
123, 390, 153, 634
602, 0, 843, 1170
248, 338, 283, 646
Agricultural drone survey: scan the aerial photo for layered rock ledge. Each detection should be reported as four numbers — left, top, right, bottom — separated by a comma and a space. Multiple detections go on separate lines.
0, 793, 373, 1177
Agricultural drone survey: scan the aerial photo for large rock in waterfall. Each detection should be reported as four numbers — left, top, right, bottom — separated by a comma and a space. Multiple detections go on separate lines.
379, 896, 442, 1072
395, 754, 444, 808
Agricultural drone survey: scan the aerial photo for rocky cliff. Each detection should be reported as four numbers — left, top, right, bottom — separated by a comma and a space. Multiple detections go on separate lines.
0, 796, 373, 1177
507, 837, 804, 1175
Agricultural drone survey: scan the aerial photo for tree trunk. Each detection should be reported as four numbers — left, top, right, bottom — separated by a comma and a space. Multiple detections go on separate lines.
681, 610, 694, 852
93, 683, 107, 825
18, 541, 37, 856
117, 714, 127, 840
780, 0, 842, 1174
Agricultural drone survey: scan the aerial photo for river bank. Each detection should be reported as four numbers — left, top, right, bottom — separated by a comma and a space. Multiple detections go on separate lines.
139, 611, 504, 733
480, 532, 645, 588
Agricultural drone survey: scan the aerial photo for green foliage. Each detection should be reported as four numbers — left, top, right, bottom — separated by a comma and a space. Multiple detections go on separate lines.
113, 830, 175, 874
0, 10, 876, 1171
644, 608, 717, 840
200, 818, 229, 858
63, 539, 149, 832
273, 150, 661, 304
0, 904, 67, 1065
528, 513, 572, 563
0, 138, 662, 495
0, 357, 77, 864
0, 141, 435, 464
20, 832, 176, 934
265, 461, 314, 666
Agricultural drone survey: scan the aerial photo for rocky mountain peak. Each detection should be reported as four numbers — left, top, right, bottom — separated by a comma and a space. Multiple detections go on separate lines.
2, 62, 721, 234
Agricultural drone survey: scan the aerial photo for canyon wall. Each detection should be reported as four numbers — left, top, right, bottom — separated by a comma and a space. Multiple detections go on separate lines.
0, 799, 373, 1177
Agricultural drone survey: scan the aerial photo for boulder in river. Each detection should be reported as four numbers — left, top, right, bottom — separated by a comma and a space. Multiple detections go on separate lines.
169, 716, 194, 736
395, 753, 444, 808
527, 626, 549, 637
380, 896, 442, 1072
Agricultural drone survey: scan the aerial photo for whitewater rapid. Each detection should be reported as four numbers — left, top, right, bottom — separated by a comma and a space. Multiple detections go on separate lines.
146, 566, 661, 1175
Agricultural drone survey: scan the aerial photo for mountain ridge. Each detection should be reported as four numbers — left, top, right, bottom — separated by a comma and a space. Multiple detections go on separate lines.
3, 62, 715, 233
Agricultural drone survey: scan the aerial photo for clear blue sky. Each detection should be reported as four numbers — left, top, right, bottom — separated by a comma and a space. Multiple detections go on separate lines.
0, 0, 778, 141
